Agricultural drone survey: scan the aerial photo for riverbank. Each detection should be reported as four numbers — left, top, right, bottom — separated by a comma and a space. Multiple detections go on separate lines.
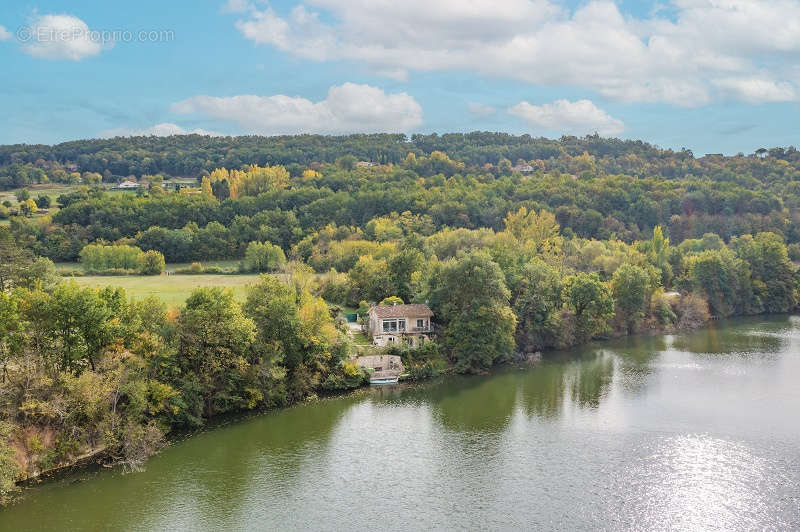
6, 305, 724, 499
4, 314, 800, 529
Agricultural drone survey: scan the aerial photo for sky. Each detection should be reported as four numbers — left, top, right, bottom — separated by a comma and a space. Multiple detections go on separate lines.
1, 0, 799, 154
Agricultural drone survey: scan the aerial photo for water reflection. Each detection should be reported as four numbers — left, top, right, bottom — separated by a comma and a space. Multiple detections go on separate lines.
612, 434, 799, 530
670, 319, 787, 355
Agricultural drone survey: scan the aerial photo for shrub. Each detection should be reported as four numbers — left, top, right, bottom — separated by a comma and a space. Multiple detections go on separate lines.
137, 250, 165, 275
241, 241, 286, 273
675, 293, 711, 329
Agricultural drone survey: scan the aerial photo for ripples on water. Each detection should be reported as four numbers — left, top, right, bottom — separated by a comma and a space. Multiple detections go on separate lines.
2, 316, 800, 530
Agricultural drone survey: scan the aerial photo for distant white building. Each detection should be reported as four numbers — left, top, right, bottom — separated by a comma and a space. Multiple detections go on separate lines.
512, 164, 535, 173
116, 180, 141, 189
356, 161, 378, 168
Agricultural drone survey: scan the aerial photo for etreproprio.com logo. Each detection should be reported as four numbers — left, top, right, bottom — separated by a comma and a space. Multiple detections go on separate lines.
16, 25, 174, 44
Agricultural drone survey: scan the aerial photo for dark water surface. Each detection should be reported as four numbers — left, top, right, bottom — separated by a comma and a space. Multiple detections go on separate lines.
3, 316, 800, 530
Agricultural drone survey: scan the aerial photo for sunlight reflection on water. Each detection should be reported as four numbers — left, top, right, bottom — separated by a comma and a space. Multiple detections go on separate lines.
615, 434, 795, 530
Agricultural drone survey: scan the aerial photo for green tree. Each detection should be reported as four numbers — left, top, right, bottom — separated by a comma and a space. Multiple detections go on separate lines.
177, 287, 257, 419
242, 241, 286, 273
0, 229, 33, 291
349, 255, 394, 303
644, 226, 673, 287
336, 154, 357, 170
421, 252, 516, 373
687, 249, 751, 317
48, 283, 117, 372
513, 260, 563, 351
15, 189, 30, 202
244, 275, 339, 401
387, 248, 424, 302
35, 195, 52, 209
564, 272, 614, 343
137, 250, 165, 275
611, 263, 652, 333
0, 292, 24, 382
731, 233, 797, 313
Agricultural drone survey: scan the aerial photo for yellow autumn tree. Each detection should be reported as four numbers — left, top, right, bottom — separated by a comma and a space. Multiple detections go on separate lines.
502, 206, 563, 259
204, 165, 290, 199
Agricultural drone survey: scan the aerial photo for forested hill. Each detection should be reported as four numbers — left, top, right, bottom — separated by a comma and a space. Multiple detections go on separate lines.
1, 132, 794, 182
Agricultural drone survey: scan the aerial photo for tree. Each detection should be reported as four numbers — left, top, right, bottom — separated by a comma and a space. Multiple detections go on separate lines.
387, 248, 424, 302
644, 226, 672, 287
0, 292, 24, 382
47, 283, 117, 372
687, 249, 750, 317
80, 244, 143, 270
242, 241, 286, 273
19, 199, 37, 217
244, 275, 339, 401
611, 263, 652, 333
177, 287, 257, 419
35, 195, 52, 209
731, 233, 797, 314
0, 229, 33, 291
83, 172, 103, 185
420, 251, 516, 373
349, 255, 394, 303
137, 250, 165, 275
513, 260, 563, 351
356, 300, 370, 322
564, 272, 614, 343
336, 154, 357, 170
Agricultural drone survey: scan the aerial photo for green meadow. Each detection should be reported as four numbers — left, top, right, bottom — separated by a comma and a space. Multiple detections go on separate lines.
65, 273, 263, 307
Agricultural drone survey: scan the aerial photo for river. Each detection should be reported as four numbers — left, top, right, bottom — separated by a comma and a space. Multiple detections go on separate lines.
3, 316, 800, 530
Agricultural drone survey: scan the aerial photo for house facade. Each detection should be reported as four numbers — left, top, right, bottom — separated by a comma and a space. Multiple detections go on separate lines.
367, 304, 434, 347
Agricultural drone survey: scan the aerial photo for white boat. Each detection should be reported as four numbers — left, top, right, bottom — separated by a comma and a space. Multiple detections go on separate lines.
370, 376, 399, 385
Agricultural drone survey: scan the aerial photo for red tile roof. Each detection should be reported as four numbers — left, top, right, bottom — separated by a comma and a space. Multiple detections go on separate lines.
371, 304, 433, 318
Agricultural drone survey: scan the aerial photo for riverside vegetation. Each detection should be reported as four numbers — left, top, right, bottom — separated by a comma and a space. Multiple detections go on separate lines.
1, 133, 800, 501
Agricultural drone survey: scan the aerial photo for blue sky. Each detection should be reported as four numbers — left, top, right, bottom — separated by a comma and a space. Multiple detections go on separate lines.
1, 0, 799, 154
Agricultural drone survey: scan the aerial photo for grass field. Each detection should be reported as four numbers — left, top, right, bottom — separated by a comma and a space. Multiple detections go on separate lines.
0, 183, 84, 205
65, 273, 263, 307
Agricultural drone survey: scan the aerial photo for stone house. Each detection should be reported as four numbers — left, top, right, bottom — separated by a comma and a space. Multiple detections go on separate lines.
367, 303, 434, 347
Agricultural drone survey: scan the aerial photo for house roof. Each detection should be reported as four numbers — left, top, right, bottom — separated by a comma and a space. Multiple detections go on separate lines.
371, 304, 433, 318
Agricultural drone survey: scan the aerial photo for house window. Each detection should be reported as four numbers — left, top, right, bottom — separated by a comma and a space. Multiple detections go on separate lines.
416, 319, 425, 329
387, 337, 395, 343
382, 319, 406, 332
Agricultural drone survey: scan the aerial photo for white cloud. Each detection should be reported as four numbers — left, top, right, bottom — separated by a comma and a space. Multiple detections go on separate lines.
508, 99, 625, 136
713, 78, 797, 104
0, 25, 12, 41
22, 14, 106, 61
170, 82, 423, 134
232, 0, 800, 106
100, 123, 222, 138
467, 102, 496, 117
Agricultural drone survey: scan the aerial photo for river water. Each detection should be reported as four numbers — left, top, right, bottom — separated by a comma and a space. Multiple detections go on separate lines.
3, 316, 800, 530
